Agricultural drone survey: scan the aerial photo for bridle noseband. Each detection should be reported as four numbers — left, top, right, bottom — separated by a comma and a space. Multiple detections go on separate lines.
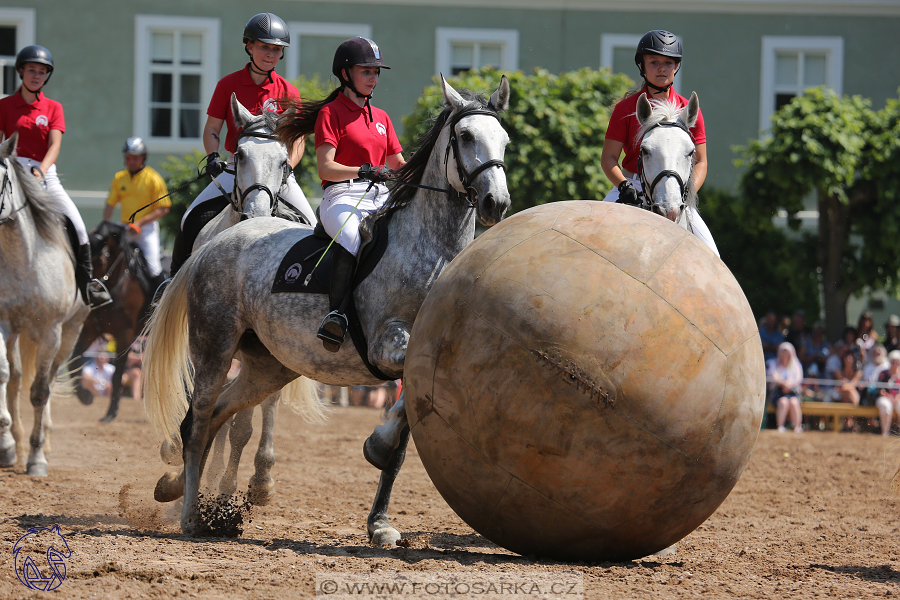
636, 120, 693, 217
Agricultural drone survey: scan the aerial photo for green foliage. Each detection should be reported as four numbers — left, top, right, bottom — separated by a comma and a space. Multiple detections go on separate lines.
158, 150, 208, 242
699, 187, 820, 320
401, 66, 633, 214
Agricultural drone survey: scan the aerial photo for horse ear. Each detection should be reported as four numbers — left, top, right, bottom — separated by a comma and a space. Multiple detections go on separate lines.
0, 131, 18, 161
231, 92, 254, 129
488, 75, 510, 113
683, 91, 700, 128
636, 93, 652, 125
440, 73, 465, 111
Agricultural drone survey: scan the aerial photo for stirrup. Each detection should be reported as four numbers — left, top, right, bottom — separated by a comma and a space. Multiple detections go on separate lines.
317, 310, 348, 352
87, 279, 113, 309
151, 278, 172, 308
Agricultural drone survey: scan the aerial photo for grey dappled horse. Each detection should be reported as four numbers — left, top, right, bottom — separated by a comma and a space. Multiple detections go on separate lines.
142, 75, 511, 540
0, 133, 89, 476
159, 93, 309, 506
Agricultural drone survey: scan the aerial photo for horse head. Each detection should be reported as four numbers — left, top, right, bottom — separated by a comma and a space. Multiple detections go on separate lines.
635, 91, 699, 226
440, 75, 511, 226
230, 93, 289, 220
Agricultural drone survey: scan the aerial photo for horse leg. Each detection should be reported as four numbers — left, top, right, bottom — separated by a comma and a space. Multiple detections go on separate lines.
0, 331, 17, 466
367, 425, 410, 546
24, 330, 63, 477
100, 349, 129, 423
217, 409, 252, 497
363, 391, 409, 470
70, 320, 99, 407
247, 393, 279, 505
205, 416, 231, 489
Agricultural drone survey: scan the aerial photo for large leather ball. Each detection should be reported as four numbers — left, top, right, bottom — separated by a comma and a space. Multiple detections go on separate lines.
404, 201, 765, 562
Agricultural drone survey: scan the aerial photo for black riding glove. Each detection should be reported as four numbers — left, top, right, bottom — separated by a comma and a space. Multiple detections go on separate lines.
205, 152, 227, 178
357, 163, 395, 183
617, 180, 641, 205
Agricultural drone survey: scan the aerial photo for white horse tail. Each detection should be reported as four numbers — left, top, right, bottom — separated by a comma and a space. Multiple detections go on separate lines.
280, 376, 329, 424
141, 254, 198, 442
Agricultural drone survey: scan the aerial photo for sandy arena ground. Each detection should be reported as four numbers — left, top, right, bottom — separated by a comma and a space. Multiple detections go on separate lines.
1, 392, 899, 599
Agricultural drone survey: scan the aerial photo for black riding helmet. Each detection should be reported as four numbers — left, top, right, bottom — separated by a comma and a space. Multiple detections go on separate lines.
332, 37, 390, 119
15, 45, 54, 91
634, 30, 682, 92
243, 13, 290, 83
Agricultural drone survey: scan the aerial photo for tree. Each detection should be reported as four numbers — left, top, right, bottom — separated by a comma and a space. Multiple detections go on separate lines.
402, 67, 633, 215
737, 87, 900, 340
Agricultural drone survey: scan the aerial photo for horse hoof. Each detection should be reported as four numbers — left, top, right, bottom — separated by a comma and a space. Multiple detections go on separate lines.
370, 526, 401, 547
76, 387, 94, 406
363, 435, 392, 471
247, 475, 275, 506
0, 444, 16, 467
99, 412, 116, 423
154, 471, 185, 502
26, 462, 48, 477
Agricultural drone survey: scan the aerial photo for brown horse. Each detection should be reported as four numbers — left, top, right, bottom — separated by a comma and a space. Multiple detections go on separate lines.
71, 221, 155, 422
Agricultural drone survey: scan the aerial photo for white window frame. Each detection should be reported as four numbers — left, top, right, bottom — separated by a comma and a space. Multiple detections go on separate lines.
435, 27, 518, 77
284, 22, 372, 83
0, 8, 35, 98
759, 36, 843, 133
600, 33, 681, 93
133, 15, 220, 154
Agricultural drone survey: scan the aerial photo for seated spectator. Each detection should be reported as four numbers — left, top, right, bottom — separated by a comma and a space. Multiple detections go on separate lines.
786, 309, 812, 368
883, 315, 900, 354
82, 350, 116, 399
832, 345, 863, 406
121, 337, 143, 400
857, 311, 879, 356
769, 342, 803, 433
862, 343, 890, 405
803, 321, 831, 397
759, 310, 785, 368
768, 342, 804, 433
876, 350, 900, 436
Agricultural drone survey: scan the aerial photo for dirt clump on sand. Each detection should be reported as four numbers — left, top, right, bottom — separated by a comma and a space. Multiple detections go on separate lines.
0, 394, 899, 599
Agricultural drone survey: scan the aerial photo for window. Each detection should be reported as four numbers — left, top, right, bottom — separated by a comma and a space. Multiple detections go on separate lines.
284, 22, 372, 83
760, 36, 843, 133
0, 8, 35, 97
134, 15, 219, 153
600, 33, 681, 93
436, 28, 518, 77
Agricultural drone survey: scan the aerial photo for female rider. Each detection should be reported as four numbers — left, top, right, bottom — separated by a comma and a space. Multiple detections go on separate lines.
171, 12, 317, 274
600, 30, 718, 257
276, 37, 405, 352
0, 45, 110, 307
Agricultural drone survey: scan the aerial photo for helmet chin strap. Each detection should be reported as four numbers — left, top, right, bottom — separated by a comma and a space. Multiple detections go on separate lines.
643, 78, 673, 95
341, 69, 375, 120
248, 59, 274, 84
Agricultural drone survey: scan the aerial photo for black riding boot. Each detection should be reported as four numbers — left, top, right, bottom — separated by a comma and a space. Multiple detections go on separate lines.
76, 243, 112, 309
171, 200, 230, 276
317, 245, 356, 352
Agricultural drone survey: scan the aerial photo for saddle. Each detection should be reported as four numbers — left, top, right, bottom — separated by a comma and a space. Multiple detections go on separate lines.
271, 210, 393, 380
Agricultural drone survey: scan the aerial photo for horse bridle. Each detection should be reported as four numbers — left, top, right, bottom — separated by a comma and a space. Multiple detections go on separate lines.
212, 126, 290, 217
0, 159, 26, 226
636, 120, 693, 217
442, 107, 506, 207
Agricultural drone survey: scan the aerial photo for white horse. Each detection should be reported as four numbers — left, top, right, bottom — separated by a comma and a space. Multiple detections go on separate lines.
142, 75, 511, 539
631, 91, 719, 256
159, 93, 311, 506
0, 133, 89, 476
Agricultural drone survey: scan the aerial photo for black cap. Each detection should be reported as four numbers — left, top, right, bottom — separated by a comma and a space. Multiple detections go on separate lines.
332, 37, 390, 80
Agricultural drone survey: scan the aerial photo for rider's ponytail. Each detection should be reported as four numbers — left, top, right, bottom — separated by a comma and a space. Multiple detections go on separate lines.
275, 87, 342, 150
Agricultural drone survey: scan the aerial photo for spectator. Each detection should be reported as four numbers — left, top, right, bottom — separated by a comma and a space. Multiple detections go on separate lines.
862, 343, 890, 405
875, 350, 900, 436
120, 337, 144, 400
82, 350, 115, 400
883, 315, 900, 354
768, 342, 804, 433
786, 309, 812, 367
857, 311, 879, 356
803, 321, 831, 398
759, 310, 785, 367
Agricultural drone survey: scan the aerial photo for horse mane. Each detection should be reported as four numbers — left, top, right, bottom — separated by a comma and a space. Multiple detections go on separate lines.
7, 156, 72, 255
384, 90, 495, 211
635, 99, 699, 212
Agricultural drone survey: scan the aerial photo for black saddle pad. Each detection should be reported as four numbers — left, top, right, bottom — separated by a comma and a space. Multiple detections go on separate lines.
271, 212, 390, 295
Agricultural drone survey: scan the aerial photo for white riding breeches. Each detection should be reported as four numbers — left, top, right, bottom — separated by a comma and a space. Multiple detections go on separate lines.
603, 177, 720, 258
17, 157, 88, 245
319, 180, 390, 256
129, 221, 163, 277
181, 156, 317, 228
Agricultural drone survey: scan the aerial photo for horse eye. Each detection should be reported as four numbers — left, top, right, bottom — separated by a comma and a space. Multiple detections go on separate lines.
460, 130, 474, 142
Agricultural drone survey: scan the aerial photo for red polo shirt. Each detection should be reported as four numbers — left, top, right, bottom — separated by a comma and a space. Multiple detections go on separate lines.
0, 90, 65, 162
207, 65, 300, 153
314, 93, 402, 185
605, 87, 706, 175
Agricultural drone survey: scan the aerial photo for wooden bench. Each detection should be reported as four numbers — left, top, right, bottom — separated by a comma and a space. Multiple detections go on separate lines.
766, 401, 893, 432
